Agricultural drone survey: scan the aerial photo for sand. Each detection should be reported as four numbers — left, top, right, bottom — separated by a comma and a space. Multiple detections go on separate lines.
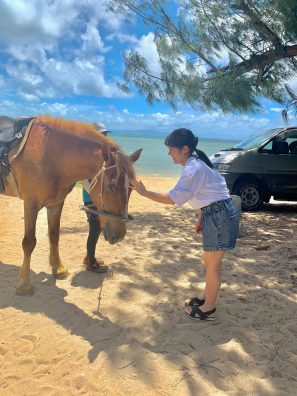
0, 176, 297, 395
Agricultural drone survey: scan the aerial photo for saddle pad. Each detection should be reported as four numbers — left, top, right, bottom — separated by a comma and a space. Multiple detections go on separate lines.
0, 116, 35, 192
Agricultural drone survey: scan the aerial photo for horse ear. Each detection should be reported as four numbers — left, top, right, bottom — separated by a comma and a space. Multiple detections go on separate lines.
129, 148, 142, 162
102, 143, 111, 163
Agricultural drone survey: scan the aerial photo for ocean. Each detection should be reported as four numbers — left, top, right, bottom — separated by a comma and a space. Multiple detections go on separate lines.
112, 132, 239, 177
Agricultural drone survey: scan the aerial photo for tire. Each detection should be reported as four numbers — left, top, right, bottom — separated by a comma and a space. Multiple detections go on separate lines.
234, 181, 264, 211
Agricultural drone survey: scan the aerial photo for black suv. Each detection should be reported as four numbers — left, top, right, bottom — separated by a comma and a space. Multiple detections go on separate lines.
210, 127, 297, 210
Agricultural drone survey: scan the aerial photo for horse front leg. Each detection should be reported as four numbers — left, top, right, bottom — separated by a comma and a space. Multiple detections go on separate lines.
16, 200, 39, 295
47, 201, 69, 279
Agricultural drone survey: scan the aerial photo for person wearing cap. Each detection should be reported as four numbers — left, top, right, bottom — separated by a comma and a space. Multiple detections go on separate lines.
92, 121, 111, 136
81, 122, 111, 273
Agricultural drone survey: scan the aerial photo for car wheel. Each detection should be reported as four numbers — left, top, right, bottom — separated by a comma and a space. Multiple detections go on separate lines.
234, 181, 264, 211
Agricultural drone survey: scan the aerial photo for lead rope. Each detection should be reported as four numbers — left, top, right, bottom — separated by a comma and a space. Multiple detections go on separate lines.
89, 161, 117, 212
86, 159, 130, 221
97, 279, 103, 312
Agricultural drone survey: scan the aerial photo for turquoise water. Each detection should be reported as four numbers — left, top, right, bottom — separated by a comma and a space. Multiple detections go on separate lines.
112, 133, 239, 177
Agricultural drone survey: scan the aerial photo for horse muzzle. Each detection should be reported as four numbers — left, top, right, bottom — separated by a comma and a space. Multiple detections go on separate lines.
103, 221, 126, 245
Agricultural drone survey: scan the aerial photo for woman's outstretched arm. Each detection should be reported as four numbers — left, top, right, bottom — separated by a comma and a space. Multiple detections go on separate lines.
130, 179, 174, 205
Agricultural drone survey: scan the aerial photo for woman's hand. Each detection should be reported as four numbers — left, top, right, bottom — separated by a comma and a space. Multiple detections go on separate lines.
130, 179, 147, 196
195, 210, 202, 234
195, 220, 202, 234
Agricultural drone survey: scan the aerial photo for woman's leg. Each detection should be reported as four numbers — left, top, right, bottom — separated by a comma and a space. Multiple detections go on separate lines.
186, 251, 225, 314
185, 199, 238, 317
200, 251, 225, 311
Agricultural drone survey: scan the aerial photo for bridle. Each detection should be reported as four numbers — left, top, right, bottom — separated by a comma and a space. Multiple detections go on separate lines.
80, 161, 130, 222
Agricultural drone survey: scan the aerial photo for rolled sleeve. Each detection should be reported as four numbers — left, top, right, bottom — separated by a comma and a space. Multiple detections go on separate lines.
168, 172, 199, 206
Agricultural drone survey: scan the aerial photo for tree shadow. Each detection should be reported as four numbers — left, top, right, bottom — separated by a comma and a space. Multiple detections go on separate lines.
0, 259, 231, 393
105, 204, 297, 392
1, 201, 296, 393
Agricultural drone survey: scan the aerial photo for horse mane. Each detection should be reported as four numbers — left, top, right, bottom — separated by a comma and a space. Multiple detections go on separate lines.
37, 115, 119, 149
38, 115, 135, 180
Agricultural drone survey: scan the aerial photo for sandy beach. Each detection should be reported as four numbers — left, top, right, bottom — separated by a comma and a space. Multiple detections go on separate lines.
0, 176, 297, 395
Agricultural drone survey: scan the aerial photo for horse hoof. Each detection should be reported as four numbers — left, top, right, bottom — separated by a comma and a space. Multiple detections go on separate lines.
16, 283, 34, 296
53, 266, 69, 280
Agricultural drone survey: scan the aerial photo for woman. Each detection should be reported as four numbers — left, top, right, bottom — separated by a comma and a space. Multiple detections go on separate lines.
130, 128, 239, 321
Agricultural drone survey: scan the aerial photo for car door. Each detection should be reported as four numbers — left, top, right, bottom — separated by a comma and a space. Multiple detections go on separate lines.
258, 129, 297, 197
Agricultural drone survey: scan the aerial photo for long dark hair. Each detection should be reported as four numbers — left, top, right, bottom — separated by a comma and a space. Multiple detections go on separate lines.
164, 128, 213, 168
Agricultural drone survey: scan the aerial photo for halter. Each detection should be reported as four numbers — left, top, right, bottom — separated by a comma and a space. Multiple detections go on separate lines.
80, 161, 130, 222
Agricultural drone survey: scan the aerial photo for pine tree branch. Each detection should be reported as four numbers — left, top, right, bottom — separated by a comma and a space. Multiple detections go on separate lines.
121, 0, 218, 71
125, 58, 191, 87
209, 44, 297, 75
120, 1, 171, 33
232, 0, 283, 51
155, 0, 218, 71
199, 0, 247, 62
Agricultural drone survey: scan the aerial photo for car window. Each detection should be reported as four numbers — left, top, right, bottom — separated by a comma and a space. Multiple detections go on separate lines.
234, 128, 282, 150
282, 129, 297, 140
262, 140, 273, 151
280, 130, 297, 154
261, 129, 297, 154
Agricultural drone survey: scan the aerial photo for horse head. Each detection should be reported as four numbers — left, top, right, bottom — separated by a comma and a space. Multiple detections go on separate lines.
89, 143, 142, 244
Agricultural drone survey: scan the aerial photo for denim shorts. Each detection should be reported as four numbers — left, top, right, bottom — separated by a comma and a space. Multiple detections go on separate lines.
201, 198, 239, 251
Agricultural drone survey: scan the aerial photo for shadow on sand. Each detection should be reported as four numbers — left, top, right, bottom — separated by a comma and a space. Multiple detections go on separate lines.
1, 201, 296, 393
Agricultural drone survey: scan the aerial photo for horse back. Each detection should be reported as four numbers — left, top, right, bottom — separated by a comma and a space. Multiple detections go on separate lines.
8, 121, 64, 203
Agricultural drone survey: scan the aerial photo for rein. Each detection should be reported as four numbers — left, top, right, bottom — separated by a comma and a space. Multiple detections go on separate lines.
80, 161, 131, 222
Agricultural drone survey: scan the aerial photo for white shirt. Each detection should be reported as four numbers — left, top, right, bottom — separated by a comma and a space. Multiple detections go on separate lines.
168, 156, 230, 209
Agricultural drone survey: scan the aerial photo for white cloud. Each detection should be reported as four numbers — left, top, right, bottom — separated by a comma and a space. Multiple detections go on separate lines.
18, 92, 39, 101
1, 98, 288, 140
81, 21, 110, 53
7, 65, 43, 87
82, 0, 124, 30
0, 0, 78, 43
106, 32, 138, 44
41, 102, 70, 115
133, 32, 161, 75
0, 0, 127, 101
152, 113, 170, 121
42, 56, 126, 98
97, 108, 274, 140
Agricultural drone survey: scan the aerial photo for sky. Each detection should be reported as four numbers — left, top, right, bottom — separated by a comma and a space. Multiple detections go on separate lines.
0, 0, 296, 141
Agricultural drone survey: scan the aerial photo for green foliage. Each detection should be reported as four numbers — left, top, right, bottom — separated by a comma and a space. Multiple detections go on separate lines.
109, 0, 297, 112
282, 84, 297, 122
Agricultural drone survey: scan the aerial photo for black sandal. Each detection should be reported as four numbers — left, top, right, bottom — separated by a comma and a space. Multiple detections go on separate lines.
185, 306, 216, 321
184, 297, 205, 307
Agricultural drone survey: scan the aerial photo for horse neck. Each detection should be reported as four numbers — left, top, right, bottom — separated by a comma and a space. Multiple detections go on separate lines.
71, 143, 105, 181
50, 131, 107, 182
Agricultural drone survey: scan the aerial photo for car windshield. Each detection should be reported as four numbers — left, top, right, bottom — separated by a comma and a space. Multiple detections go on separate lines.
232, 128, 283, 150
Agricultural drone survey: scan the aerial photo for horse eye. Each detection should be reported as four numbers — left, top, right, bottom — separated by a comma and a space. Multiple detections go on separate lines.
108, 183, 116, 193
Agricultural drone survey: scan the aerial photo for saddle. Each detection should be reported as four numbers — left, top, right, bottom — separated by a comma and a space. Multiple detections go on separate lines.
0, 115, 35, 193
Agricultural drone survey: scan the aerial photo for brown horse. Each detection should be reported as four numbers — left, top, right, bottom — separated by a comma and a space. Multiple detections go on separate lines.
2, 116, 142, 295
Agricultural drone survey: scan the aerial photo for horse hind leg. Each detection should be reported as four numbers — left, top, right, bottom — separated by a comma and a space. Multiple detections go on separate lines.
47, 201, 69, 279
16, 200, 39, 295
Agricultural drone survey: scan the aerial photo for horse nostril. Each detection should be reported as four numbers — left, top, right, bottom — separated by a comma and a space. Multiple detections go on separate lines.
110, 236, 117, 245
109, 234, 124, 245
